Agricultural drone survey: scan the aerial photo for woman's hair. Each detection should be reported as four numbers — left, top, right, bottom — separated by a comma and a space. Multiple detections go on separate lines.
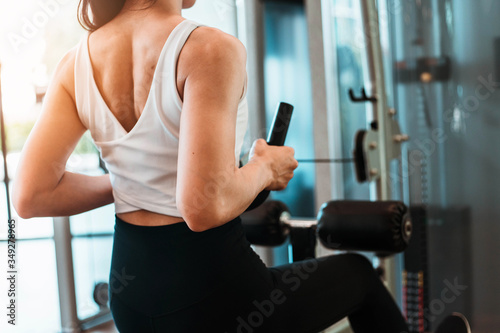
78, 0, 156, 32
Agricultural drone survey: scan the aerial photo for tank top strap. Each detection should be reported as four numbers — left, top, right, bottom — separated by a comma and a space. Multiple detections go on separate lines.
74, 33, 94, 130
157, 19, 204, 80
152, 20, 204, 138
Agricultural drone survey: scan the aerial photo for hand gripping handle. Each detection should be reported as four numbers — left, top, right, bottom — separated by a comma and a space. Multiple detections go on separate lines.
245, 102, 294, 212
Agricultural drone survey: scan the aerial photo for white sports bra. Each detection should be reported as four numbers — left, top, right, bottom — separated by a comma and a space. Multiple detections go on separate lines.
74, 19, 249, 216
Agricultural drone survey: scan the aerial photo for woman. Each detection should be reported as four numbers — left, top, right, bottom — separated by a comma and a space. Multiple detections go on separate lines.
13, 0, 410, 332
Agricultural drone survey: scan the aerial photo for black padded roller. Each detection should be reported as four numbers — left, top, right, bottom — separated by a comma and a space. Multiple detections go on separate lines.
317, 200, 411, 256
241, 200, 290, 246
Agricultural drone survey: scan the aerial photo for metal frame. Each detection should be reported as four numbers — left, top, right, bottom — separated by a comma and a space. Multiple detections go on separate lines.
0, 63, 12, 221
53, 217, 80, 333
358, 0, 401, 301
359, 0, 392, 200
319, 0, 346, 206
303, 0, 408, 330
240, 0, 267, 139
305, 0, 336, 212
54, 216, 114, 333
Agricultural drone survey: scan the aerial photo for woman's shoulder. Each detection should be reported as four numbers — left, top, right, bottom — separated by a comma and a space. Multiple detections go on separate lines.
175, 22, 247, 105
189, 23, 242, 46
51, 45, 79, 102
182, 23, 247, 67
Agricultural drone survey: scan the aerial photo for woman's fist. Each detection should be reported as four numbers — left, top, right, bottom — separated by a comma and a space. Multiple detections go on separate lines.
249, 139, 299, 191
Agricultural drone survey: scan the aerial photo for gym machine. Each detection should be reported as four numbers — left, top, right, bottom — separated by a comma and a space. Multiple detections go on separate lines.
244, 0, 412, 331
242, 200, 412, 262
241, 96, 411, 277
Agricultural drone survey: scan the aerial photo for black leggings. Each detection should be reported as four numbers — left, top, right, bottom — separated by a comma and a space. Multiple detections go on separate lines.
109, 216, 409, 333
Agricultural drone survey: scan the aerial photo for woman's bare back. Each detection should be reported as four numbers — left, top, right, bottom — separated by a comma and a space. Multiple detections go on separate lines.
88, 13, 185, 133
88, 11, 189, 226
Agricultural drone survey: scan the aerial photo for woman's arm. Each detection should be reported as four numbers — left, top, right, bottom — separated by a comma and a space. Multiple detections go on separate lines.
176, 28, 298, 232
13, 50, 114, 219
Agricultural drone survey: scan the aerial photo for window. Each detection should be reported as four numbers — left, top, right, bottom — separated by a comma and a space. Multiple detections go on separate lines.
0, 1, 85, 331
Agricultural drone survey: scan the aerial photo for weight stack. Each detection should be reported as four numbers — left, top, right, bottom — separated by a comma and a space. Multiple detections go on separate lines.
427, 206, 472, 330
403, 205, 429, 333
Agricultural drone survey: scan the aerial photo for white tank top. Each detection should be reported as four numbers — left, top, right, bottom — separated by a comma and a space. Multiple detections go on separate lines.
74, 19, 249, 217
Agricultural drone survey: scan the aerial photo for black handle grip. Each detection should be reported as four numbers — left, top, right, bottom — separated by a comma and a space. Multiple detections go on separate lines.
245, 102, 294, 212
266, 102, 294, 146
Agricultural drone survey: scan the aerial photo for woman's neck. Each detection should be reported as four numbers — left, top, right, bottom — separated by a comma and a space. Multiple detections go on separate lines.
121, 0, 182, 17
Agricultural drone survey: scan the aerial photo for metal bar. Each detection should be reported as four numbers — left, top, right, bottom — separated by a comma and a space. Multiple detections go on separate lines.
0, 236, 54, 242
431, 0, 448, 208
305, 0, 338, 212
53, 216, 80, 333
286, 218, 317, 229
318, 0, 346, 202
359, 0, 391, 200
71, 233, 114, 239
359, 0, 399, 300
0, 63, 12, 221
242, 0, 267, 139
0, 232, 113, 242
53, 222, 115, 332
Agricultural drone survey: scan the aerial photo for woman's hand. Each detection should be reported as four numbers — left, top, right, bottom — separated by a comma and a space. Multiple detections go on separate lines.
248, 139, 299, 191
